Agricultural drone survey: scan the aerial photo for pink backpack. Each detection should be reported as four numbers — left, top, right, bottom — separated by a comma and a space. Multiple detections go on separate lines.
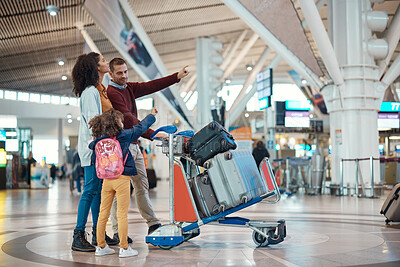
95, 137, 128, 179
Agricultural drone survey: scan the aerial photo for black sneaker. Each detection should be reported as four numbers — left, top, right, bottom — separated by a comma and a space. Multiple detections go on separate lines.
92, 227, 118, 246
113, 233, 133, 244
148, 224, 162, 235
71, 229, 96, 252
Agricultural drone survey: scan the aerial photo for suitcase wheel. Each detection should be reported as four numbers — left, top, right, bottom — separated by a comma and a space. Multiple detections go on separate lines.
224, 152, 232, 160
211, 204, 220, 215
203, 161, 211, 169
218, 204, 226, 213
200, 174, 210, 185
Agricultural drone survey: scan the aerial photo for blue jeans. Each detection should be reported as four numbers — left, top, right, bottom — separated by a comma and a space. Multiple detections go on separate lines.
76, 176, 82, 193
75, 165, 102, 231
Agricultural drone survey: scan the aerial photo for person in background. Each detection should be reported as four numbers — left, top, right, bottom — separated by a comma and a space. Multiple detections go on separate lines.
70, 52, 117, 252
72, 151, 84, 194
26, 152, 36, 187
50, 164, 56, 183
88, 107, 157, 258
252, 140, 270, 168
107, 57, 189, 241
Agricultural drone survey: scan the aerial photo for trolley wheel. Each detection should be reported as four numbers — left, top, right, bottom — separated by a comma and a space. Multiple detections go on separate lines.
267, 229, 281, 245
159, 245, 174, 250
184, 231, 200, 241
252, 231, 269, 247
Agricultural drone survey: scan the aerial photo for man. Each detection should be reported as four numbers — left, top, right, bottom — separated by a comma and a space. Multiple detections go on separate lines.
107, 58, 189, 241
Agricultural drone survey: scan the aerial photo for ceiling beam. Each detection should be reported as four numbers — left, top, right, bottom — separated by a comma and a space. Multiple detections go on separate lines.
222, 0, 323, 90
299, 0, 343, 86
222, 32, 259, 80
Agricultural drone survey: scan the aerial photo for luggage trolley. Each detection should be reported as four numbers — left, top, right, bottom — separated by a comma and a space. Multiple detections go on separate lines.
145, 125, 286, 249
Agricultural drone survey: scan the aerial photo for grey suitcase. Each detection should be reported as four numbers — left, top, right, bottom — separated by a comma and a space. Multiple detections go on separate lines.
189, 172, 220, 219
380, 183, 400, 223
205, 150, 268, 211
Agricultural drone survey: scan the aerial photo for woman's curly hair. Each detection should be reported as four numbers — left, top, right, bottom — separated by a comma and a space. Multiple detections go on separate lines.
88, 108, 124, 139
72, 52, 100, 97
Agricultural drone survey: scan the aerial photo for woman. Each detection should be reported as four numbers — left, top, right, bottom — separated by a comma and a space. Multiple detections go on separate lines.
71, 52, 117, 252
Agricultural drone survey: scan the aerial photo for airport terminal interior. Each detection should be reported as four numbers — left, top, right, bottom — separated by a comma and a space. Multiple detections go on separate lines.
1, 0, 400, 266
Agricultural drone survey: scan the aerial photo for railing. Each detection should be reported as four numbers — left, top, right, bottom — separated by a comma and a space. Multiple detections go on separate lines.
339, 157, 379, 198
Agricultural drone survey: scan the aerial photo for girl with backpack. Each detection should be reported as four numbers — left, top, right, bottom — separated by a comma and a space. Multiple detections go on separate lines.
88, 107, 157, 258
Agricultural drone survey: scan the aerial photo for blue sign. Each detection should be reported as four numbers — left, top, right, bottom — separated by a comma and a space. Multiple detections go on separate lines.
0, 130, 6, 141
267, 140, 274, 149
285, 100, 312, 110
380, 102, 400, 112
259, 97, 270, 110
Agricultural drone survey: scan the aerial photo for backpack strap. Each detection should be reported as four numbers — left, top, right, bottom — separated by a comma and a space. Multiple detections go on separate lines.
112, 136, 129, 165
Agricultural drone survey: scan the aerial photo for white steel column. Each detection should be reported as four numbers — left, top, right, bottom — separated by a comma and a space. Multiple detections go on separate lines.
57, 119, 64, 166
318, 0, 382, 185
196, 38, 212, 129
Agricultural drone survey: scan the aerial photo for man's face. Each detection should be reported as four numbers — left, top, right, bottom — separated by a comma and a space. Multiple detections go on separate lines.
110, 63, 128, 86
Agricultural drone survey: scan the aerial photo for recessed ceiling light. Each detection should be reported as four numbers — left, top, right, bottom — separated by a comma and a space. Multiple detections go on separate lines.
246, 64, 253, 71
57, 58, 65, 66
46, 5, 60, 16
61, 75, 67, 80
225, 78, 231, 84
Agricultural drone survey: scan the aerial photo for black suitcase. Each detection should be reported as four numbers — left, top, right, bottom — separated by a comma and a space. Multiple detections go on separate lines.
146, 169, 157, 189
189, 172, 220, 219
380, 183, 400, 224
185, 121, 237, 166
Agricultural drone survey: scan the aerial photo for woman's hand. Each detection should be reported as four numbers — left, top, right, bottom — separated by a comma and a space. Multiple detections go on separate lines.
150, 107, 158, 116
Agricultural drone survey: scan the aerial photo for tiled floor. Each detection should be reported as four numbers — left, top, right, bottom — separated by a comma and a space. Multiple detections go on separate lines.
0, 179, 399, 267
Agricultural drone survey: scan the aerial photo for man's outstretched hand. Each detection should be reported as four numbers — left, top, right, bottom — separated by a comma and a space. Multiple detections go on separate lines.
177, 65, 190, 80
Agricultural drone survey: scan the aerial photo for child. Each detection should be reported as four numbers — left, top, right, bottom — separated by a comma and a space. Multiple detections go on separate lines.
88, 107, 157, 258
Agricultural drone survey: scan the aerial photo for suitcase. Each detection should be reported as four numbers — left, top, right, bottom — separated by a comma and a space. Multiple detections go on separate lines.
185, 121, 237, 166
380, 183, 400, 223
189, 172, 220, 219
206, 150, 268, 211
146, 169, 157, 189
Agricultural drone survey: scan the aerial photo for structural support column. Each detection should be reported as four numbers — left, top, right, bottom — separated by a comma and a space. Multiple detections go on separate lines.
321, 0, 381, 185
57, 119, 64, 166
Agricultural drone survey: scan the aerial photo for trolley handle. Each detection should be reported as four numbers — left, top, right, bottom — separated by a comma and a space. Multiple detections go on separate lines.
151, 125, 178, 140
259, 157, 281, 203
175, 130, 194, 138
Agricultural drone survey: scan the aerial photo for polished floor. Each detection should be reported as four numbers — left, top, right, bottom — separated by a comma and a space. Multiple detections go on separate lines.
0, 179, 399, 267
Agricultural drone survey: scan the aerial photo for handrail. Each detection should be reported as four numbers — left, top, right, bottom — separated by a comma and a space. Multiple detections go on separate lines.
340, 156, 378, 198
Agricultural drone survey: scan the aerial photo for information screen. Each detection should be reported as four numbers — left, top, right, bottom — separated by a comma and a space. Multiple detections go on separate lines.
284, 111, 310, 128
378, 113, 399, 129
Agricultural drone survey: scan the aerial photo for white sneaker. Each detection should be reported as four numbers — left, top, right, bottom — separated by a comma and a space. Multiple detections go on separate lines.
119, 246, 138, 258
95, 245, 115, 256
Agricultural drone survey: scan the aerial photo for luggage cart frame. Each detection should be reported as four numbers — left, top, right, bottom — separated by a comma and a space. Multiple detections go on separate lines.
145, 126, 286, 249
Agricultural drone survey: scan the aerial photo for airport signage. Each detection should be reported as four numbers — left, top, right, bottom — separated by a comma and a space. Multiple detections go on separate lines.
380, 102, 400, 112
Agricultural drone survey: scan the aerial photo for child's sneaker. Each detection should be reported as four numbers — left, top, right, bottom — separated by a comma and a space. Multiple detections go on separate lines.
95, 245, 115, 256
119, 246, 138, 258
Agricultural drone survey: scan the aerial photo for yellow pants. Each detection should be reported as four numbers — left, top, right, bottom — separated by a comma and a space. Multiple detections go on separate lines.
97, 175, 131, 249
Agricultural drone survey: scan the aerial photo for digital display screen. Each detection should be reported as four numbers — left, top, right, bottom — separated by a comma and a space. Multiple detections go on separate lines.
284, 111, 310, 128
378, 113, 399, 129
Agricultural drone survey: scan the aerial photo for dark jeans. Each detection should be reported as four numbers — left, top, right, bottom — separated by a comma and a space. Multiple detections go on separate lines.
75, 165, 102, 231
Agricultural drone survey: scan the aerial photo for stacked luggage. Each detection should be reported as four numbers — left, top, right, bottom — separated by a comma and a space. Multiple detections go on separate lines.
185, 121, 269, 218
